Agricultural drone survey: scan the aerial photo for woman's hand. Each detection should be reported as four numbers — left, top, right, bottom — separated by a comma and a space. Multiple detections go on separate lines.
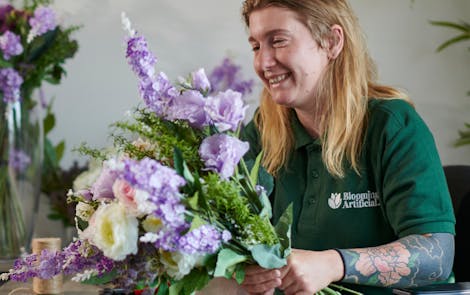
278, 248, 344, 295
240, 264, 282, 295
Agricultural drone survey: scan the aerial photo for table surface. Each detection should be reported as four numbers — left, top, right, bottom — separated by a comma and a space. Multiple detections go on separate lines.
0, 277, 247, 295
0, 280, 101, 294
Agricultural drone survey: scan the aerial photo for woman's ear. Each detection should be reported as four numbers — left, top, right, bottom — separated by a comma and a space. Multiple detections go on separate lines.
328, 24, 344, 60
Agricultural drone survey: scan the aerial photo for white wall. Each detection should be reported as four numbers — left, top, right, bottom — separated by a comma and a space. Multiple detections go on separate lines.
44, 0, 470, 168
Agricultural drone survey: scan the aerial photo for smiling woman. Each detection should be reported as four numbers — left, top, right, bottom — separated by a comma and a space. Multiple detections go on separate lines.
239, 1, 456, 294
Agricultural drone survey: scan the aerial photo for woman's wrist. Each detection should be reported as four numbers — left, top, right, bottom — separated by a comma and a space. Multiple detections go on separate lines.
330, 249, 346, 282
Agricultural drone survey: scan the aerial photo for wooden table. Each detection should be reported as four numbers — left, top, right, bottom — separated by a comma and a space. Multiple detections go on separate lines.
0, 280, 100, 294
0, 278, 247, 295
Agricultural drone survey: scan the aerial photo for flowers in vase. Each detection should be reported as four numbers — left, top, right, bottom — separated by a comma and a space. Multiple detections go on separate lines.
0, 0, 81, 228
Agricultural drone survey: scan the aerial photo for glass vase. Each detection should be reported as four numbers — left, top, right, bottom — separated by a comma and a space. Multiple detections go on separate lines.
0, 99, 43, 271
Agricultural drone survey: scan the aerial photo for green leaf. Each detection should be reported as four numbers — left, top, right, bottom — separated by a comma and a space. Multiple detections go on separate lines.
189, 214, 206, 231
275, 203, 293, 258
249, 151, 263, 185
81, 269, 118, 285
214, 248, 249, 278
173, 147, 194, 184
43, 111, 56, 135
250, 243, 286, 269
187, 191, 199, 211
429, 20, 470, 33
435, 34, 470, 52
0, 59, 12, 68
234, 264, 246, 284
258, 190, 272, 219
55, 140, 65, 162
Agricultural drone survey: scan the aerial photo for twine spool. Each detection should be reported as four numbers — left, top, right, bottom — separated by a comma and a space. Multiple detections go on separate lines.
32, 238, 63, 295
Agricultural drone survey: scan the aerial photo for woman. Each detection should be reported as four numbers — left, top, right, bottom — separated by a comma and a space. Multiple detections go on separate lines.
239, 0, 456, 294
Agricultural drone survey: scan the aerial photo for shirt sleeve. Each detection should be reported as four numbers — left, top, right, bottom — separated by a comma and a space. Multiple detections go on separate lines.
367, 99, 456, 237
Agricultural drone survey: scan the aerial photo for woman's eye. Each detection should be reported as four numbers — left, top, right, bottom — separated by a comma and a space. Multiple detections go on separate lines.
251, 45, 260, 51
273, 39, 286, 47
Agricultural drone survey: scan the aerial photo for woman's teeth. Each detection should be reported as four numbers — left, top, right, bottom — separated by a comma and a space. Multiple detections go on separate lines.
269, 74, 287, 84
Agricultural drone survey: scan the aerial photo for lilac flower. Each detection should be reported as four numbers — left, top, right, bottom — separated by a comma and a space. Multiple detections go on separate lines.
91, 165, 119, 200
178, 225, 226, 254
121, 157, 187, 229
126, 34, 156, 80
9, 148, 30, 172
199, 134, 249, 179
205, 89, 248, 132
167, 90, 208, 129
191, 68, 211, 93
139, 72, 177, 117
0, 67, 23, 103
0, 30, 23, 59
27, 6, 57, 42
209, 57, 254, 97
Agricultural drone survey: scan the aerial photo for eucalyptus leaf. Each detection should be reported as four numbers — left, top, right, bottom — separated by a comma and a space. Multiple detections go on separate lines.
275, 203, 293, 257
214, 248, 249, 278
250, 243, 286, 269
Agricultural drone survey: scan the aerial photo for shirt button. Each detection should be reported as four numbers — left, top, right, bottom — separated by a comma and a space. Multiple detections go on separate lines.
308, 198, 316, 206
312, 170, 319, 178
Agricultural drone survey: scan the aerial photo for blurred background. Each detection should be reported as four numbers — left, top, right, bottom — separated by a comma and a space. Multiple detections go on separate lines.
39, 0, 469, 169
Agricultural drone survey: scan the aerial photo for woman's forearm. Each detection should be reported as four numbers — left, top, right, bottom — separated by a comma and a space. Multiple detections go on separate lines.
337, 233, 454, 288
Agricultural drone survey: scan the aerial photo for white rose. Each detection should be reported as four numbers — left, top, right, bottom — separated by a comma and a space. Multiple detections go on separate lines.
84, 202, 138, 261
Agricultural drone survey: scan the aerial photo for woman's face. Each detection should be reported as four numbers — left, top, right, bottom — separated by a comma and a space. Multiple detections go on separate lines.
248, 6, 329, 111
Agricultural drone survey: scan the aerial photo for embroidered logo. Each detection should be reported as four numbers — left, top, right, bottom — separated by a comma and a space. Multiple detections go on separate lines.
327, 193, 342, 209
328, 191, 380, 209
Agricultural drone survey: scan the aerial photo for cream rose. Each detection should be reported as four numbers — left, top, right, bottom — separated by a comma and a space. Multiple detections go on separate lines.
84, 202, 138, 261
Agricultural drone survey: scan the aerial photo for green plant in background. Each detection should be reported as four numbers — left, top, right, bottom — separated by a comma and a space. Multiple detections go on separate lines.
430, 20, 470, 147
0, 0, 83, 228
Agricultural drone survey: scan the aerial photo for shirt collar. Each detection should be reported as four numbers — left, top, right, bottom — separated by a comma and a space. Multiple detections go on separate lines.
291, 111, 321, 150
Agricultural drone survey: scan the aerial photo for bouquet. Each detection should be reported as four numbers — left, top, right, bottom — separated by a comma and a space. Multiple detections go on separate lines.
1, 12, 291, 295
0, 0, 81, 227
1, 12, 360, 295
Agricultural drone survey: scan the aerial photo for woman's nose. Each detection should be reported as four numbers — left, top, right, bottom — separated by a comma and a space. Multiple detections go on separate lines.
257, 47, 276, 70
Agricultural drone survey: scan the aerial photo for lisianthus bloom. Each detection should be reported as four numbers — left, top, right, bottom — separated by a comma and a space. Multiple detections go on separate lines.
167, 89, 207, 129
82, 202, 138, 261
199, 134, 249, 179
205, 89, 248, 132
91, 164, 119, 200
113, 178, 156, 217
159, 250, 204, 280
191, 68, 211, 93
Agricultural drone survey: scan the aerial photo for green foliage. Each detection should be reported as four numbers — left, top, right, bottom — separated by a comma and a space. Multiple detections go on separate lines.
430, 19, 470, 147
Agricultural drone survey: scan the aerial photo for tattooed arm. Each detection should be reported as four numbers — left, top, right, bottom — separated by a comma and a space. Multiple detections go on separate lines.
338, 233, 455, 287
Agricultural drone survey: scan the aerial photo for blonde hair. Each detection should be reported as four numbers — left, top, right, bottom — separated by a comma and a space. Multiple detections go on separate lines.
243, 0, 411, 177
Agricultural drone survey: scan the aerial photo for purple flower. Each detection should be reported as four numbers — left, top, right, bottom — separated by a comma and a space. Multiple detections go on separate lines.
0, 30, 23, 59
208, 57, 254, 97
126, 34, 156, 80
139, 72, 177, 117
27, 6, 57, 42
199, 134, 249, 179
167, 90, 208, 129
9, 148, 30, 172
91, 165, 119, 200
121, 157, 187, 228
205, 89, 248, 132
191, 68, 211, 93
0, 67, 23, 103
178, 225, 226, 254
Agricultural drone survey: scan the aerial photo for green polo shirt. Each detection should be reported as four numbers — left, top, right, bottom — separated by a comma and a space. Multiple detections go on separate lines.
241, 98, 455, 295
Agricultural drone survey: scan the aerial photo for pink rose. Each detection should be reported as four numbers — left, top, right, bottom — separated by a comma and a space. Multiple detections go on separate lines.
113, 179, 138, 216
